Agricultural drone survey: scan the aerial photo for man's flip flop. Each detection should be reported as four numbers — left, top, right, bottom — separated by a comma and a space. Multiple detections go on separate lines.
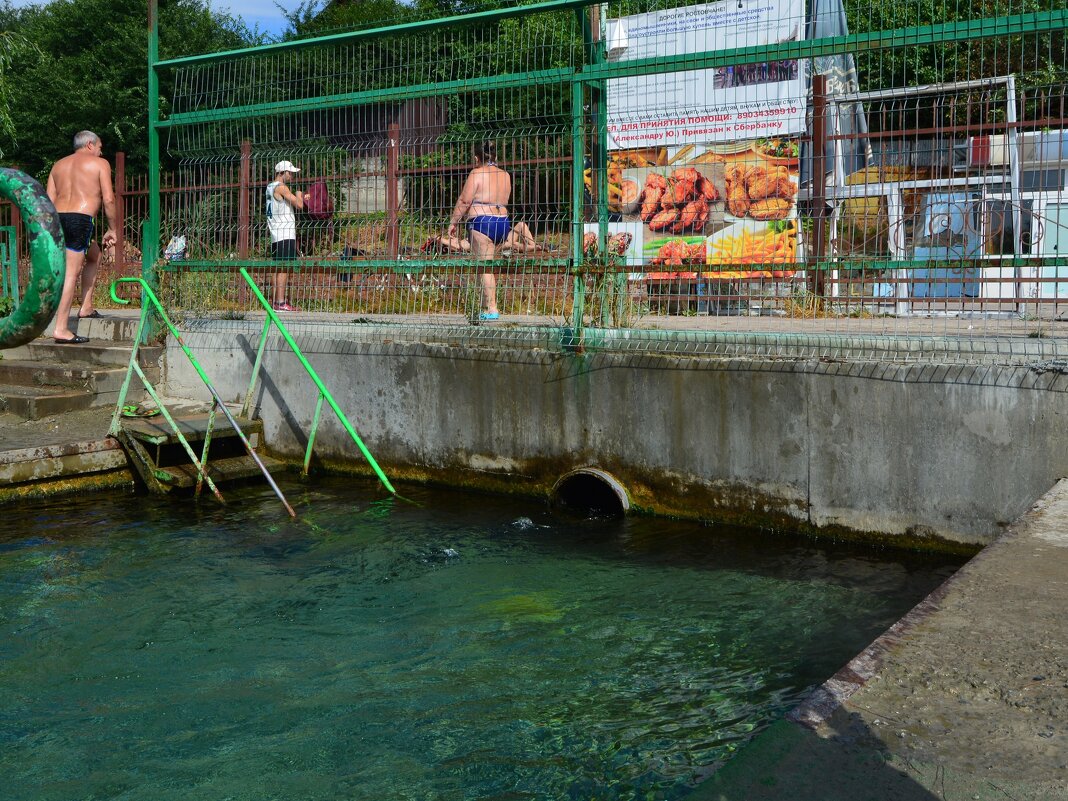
53, 335, 89, 344
121, 405, 161, 418
78, 310, 102, 319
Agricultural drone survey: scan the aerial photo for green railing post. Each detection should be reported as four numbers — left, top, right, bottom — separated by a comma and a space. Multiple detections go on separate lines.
144, 0, 162, 342
238, 267, 397, 495
242, 317, 275, 418
569, 8, 587, 351
196, 402, 219, 498
110, 276, 298, 517
109, 300, 152, 437
305, 393, 326, 476
131, 359, 228, 505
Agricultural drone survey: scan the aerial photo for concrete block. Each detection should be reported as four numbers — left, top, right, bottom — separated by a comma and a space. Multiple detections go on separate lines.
163, 324, 1068, 549
0, 438, 127, 486
0, 383, 95, 419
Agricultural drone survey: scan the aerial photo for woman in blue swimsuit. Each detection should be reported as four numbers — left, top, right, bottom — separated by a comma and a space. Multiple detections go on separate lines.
447, 140, 512, 320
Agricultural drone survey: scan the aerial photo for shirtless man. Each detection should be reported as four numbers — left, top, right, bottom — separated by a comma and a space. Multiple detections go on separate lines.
46, 130, 117, 344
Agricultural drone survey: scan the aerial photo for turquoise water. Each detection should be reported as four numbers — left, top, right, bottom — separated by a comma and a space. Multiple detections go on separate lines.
0, 479, 962, 800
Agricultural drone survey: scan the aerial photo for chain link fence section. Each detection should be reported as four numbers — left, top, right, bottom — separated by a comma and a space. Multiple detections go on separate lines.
147, 0, 1068, 364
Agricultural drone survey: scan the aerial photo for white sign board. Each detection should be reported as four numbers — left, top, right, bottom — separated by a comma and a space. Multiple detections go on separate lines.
606, 0, 807, 149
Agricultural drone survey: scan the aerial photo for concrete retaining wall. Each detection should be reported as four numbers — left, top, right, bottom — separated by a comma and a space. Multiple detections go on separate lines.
165, 324, 1068, 549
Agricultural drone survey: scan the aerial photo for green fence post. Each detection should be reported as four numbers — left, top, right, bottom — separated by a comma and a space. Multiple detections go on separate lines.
0, 227, 16, 302
144, 0, 162, 343
570, 74, 585, 344
569, 6, 588, 351
586, 5, 614, 328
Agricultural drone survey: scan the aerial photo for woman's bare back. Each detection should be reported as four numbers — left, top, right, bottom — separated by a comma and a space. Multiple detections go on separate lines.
468, 165, 511, 216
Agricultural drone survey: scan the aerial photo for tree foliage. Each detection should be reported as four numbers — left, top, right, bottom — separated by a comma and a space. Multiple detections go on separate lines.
0, 30, 36, 157
0, 0, 262, 178
844, 0, 1067, 103
1, 0, 1061, 181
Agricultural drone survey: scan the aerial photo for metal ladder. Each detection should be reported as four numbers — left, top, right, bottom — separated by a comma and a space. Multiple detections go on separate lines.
236, 267, 397, 491
108, 274, 396, 518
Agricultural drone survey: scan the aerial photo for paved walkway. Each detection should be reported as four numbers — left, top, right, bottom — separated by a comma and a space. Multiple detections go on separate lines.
0, 407, 116, 451
694, 480, 1068, 800
189, 306, 1068, 337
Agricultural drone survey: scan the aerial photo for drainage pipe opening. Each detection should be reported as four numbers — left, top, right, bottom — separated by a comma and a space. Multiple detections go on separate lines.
550, 468, 629, 518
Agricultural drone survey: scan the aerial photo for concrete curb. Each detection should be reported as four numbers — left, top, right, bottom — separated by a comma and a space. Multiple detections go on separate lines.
788, 479, 1063, 730
0, 437, 133, 503
694, 478, 1068, 800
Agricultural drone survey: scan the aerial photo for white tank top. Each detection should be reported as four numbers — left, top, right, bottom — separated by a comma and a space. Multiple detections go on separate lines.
266, 181, 296, 242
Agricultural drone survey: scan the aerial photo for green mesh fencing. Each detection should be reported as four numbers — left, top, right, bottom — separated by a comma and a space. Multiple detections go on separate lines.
146, 0, 1068, 364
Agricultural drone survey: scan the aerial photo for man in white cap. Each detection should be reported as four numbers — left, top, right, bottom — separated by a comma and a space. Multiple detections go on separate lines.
265, 159, 304, 311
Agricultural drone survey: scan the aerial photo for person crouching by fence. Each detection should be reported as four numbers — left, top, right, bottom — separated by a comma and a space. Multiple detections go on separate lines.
265, 160, 304, 312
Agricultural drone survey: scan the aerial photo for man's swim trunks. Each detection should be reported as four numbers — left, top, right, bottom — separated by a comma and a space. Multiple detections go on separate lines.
271, 239, 298, 259
58, 213, 95, 253
467, 215, 511, 245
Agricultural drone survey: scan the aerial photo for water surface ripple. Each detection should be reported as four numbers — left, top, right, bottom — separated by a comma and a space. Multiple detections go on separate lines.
0, 479, 962, 800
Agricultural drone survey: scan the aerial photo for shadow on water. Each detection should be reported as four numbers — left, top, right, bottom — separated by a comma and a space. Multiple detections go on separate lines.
543, 494, 958, 799
690, 713, 941, 801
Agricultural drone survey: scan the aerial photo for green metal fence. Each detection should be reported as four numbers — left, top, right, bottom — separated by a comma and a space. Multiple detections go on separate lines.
143, 0, 1068, 363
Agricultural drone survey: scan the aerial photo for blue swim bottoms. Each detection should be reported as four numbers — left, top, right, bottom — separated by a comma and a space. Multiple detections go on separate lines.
467, 215, 511, 245
58, 212, 94, 253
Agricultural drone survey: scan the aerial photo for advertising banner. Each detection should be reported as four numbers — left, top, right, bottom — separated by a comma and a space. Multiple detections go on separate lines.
603, 0, 806, 278
606, 0, 806, 149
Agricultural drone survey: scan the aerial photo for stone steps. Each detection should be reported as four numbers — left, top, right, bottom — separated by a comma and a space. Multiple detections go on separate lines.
0, 435, 132, 504
0, 382, 102, 418
1, 311, 287, 505
0, 358, 156, 394
155, 453, 286, 489
0, 315, 159, 420
2, 340, 162, 368
43, 313, 142, 342
116, 412, 280, 495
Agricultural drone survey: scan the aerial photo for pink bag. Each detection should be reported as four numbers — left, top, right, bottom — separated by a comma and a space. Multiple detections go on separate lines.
303, 180, 334, 221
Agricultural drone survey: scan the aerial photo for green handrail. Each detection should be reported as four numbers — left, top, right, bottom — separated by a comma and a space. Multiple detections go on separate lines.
109, 275, 297, 517
238, 266, 397, 496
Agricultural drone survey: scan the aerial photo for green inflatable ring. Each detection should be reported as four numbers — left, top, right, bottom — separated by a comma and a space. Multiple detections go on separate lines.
0, 168, 64, 349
